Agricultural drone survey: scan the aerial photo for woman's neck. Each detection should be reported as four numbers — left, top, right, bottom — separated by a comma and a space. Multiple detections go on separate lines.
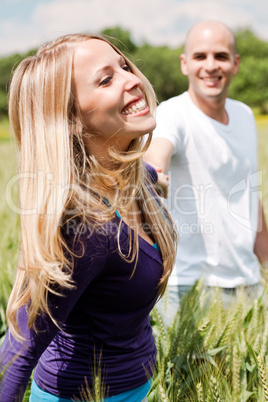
83, 135, 131, 169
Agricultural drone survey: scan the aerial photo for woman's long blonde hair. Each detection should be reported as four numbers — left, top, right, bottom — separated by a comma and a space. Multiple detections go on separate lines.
7, 33, 177, 339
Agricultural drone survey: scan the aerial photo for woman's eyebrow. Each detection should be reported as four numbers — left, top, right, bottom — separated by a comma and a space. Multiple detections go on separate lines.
93, 55, 127, 81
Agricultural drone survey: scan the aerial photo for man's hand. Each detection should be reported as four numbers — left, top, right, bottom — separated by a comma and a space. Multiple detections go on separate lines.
155, 167, 169, 198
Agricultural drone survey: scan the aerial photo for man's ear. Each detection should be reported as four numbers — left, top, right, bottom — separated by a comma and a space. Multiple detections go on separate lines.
180, 53, 188, 76
233, 54, 240, 76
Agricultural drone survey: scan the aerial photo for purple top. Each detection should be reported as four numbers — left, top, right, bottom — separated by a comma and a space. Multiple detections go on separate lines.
0, 166, 163, 401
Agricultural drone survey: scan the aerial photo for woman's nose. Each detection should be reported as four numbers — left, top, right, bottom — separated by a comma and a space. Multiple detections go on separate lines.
122, 70, 142, 91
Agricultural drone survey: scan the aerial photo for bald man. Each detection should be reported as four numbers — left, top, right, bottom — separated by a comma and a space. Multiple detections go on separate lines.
145, 20, 268, 321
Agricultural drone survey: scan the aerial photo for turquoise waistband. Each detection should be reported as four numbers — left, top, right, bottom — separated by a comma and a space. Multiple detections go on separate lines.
30, 378, 152, 402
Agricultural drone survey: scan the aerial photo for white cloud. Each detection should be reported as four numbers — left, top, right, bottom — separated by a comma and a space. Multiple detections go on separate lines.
0, 0, 267, 56
0, 19, 42, 55
30, 0, 267, 47
179, 0, 250, 23
31, 0, 177, 41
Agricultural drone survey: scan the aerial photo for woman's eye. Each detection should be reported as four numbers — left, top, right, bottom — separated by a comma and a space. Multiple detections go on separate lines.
99, 76, 112, 86
122, 64, 132, 72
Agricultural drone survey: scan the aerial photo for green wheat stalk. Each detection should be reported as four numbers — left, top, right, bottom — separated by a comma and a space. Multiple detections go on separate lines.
257, 354, 268, 401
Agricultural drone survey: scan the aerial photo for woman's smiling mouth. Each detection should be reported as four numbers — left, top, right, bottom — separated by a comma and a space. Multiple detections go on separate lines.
121, 99, 148, 115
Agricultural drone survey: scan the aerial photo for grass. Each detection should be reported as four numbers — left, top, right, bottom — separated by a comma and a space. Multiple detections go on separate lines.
0, 116, 268, 400
0, 118, 11, 142
256, 115, 268, 217
0, 139, 19, 344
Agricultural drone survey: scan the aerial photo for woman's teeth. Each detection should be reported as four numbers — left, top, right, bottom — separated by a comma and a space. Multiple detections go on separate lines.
122, 99, 147, 115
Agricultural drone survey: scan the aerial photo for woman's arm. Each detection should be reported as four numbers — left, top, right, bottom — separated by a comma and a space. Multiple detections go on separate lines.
0, 226, 110, 402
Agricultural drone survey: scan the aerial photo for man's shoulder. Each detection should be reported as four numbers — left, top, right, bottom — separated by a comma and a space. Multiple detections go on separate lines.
153, 93, 189, 143
226, 98, 254, 116
158, 92, 189, 110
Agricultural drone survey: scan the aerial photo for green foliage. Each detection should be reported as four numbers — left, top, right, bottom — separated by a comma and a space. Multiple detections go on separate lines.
228, 29, 268, 114
257, 115, 268, 219
101, 26, 137, 55
0, 117, 11, 141
134, 44, 188, 103
0, 27, 268, 117
229, 57, 268, 114
0, 91, 7, 116
0, 141, 19, 345
236, 29, 268, 59
0, 49, 36, 118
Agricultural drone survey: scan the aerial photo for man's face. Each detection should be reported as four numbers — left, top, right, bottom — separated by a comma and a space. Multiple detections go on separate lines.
180, 24, 240, 104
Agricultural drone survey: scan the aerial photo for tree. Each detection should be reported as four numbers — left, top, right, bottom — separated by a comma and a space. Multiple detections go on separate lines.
0, 50, 35, 118
229, 56, 268, 113
236, 28, 268, 58
133, 44, 188, 103
101, 27, 137, 56
0, 27, 268, 119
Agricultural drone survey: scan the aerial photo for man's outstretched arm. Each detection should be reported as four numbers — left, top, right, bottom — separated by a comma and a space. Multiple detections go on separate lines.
144, 137, 174, 174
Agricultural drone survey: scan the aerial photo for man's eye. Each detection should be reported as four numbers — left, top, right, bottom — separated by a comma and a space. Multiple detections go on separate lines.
217, 55, 229, 61
194, 55, 205, 60
99, 76, 112, 86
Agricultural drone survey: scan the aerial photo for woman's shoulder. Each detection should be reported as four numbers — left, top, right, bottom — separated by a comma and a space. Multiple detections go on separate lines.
61, 215, 119, 257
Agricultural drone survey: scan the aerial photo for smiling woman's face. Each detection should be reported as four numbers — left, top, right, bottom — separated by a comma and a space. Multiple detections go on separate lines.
72, 39, 156, 152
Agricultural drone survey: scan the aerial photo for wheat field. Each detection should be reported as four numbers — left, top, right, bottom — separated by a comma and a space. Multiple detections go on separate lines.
0, 116, 268, 401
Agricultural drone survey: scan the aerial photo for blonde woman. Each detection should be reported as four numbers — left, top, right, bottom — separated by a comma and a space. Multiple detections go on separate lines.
0, 34, 177, 402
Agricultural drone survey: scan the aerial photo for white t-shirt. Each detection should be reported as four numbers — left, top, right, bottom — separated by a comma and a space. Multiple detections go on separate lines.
154, 91, 261, 287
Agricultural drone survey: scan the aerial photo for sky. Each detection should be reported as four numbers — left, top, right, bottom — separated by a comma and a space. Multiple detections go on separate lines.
1, 0, 268, 57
